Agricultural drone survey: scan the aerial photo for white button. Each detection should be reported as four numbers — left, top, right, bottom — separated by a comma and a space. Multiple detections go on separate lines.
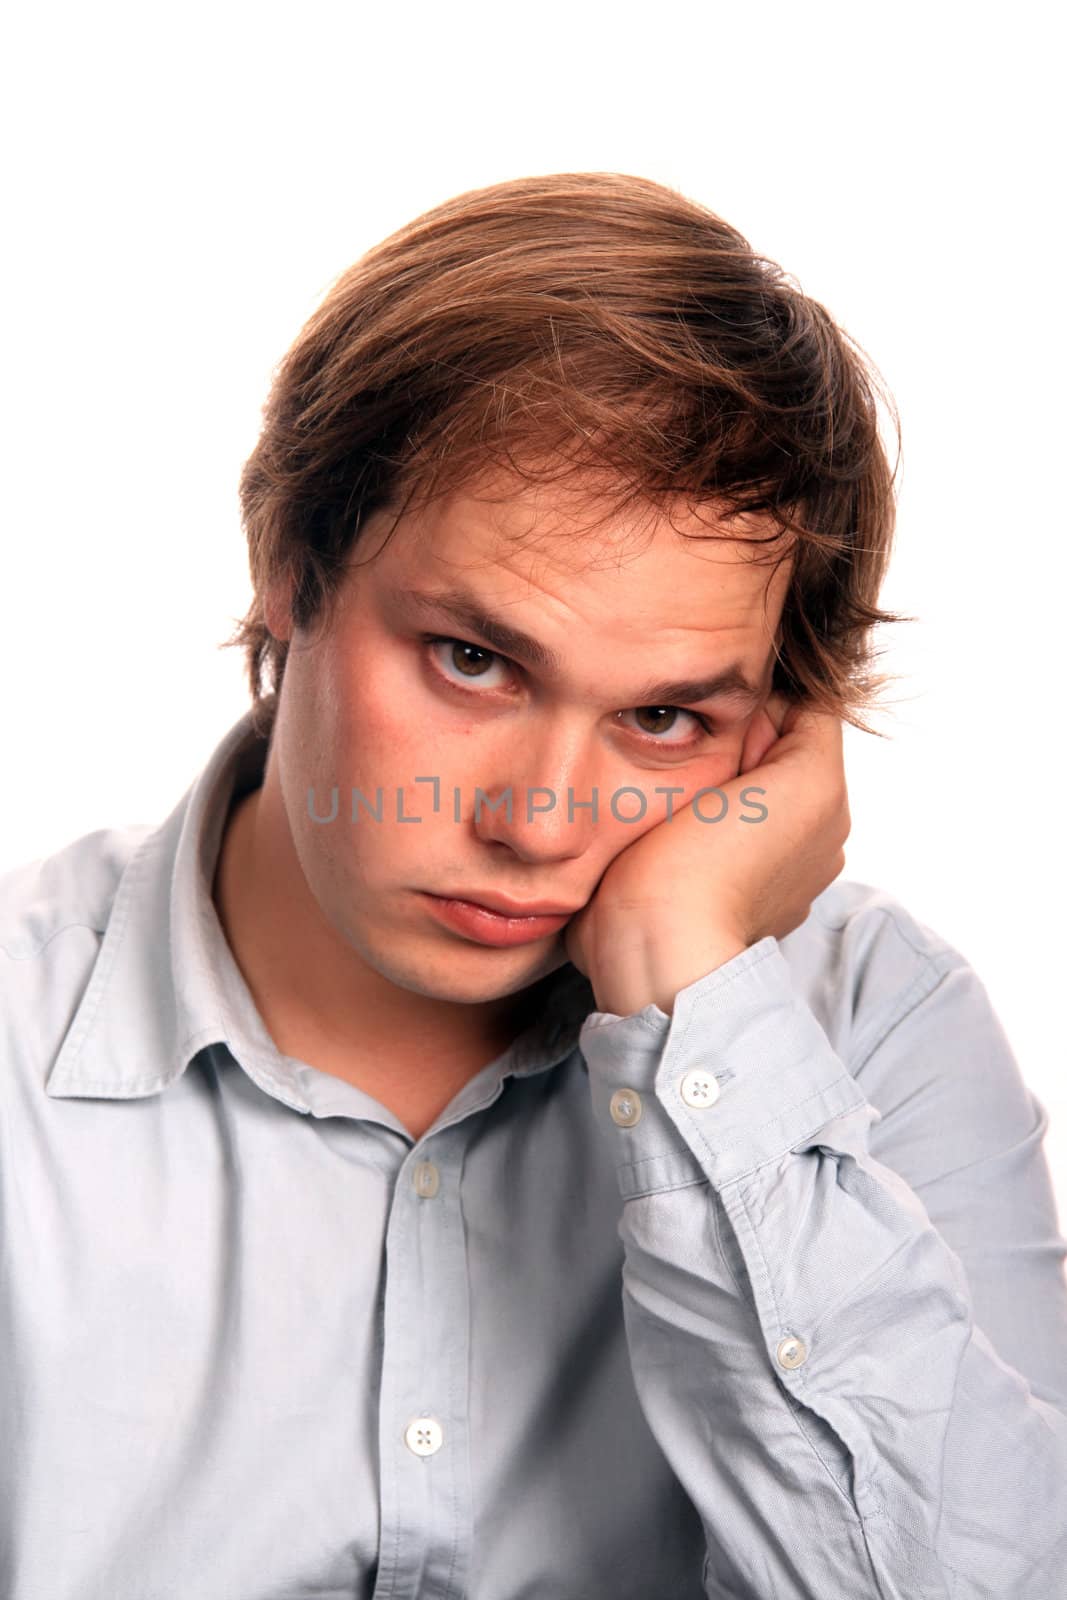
679, 1068, 720, 1108
609, 1088, 642, 1127
776, 1335, 807, 1369
412, 1161, 440, 1198
404, 1416, 444, 1456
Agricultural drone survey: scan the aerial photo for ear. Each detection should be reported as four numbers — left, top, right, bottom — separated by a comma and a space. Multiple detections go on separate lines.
263, 572, 295, 643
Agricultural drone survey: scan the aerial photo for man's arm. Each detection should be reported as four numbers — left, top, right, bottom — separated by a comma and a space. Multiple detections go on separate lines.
578, 932, 1067, 1599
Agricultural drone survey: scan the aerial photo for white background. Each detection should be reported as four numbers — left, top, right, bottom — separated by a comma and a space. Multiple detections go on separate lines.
2, 3, 1064, 1220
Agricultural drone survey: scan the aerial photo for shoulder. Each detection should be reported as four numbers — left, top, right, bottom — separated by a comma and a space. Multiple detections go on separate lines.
783, 878, 1045, 1181
0, 824, 155, 961
782, 877, 990, 1072
0, 824, 156, 1084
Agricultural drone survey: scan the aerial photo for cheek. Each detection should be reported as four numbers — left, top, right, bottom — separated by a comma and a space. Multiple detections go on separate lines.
327, 652, 429, 766
699, 727, 746, 781
654, 737, 747, 804
587, 742, 743, 857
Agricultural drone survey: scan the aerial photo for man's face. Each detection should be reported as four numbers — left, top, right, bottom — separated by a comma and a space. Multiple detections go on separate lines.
267, 473, 791, 1007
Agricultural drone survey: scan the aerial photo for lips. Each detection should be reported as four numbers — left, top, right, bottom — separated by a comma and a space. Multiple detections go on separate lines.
441, 893, 581, 918
420, 893, 575, 948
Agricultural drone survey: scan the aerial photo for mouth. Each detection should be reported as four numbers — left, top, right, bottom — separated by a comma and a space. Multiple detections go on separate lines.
441, 891, 581, 918
419, 892, 576, 948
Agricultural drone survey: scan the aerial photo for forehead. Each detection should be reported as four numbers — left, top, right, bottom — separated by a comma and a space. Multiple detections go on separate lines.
372, 471, 793, 634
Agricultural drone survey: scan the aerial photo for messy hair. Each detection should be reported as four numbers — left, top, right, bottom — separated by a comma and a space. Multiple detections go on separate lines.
224, 172, 909, 739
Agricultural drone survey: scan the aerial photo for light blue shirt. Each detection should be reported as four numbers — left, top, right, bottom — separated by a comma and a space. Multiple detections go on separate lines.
2, 706, 1065, 1599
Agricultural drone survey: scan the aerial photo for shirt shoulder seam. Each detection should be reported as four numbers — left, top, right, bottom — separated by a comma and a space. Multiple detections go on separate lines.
851, 944, 969, 1074
811, 895, 972, 1069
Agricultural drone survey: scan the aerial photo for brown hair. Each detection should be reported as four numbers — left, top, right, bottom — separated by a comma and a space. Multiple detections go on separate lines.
224, 172, 910, 739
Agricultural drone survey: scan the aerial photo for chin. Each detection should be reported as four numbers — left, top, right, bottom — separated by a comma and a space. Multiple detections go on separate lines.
376, 937, 564, 1005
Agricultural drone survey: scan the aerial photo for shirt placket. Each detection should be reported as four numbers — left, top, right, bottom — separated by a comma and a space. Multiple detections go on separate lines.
372, 1128, 472, 1600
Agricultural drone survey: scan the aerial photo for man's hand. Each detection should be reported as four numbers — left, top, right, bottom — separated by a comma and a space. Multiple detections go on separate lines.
563, 695, 850, 1016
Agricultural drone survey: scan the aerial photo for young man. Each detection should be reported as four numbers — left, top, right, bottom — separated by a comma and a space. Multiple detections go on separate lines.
2, 174, 1065, 1599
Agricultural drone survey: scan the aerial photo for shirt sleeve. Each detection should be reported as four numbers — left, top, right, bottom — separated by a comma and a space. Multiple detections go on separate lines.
577, 932, 1067, 1600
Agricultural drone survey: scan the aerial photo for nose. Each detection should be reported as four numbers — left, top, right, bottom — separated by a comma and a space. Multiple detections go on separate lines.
472, 727, 599, 864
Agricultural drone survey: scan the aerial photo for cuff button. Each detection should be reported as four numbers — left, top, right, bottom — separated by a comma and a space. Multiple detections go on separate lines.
680, 1069, 721, 1108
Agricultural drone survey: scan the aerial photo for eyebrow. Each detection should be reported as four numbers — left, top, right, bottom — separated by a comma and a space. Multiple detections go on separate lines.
390, 585, 765, 711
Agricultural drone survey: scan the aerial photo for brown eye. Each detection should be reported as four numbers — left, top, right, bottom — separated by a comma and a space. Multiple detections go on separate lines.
449, 642, 494, 678
633, 706, 678, 735
615, 706, 714, 748
426, 636, 510, 690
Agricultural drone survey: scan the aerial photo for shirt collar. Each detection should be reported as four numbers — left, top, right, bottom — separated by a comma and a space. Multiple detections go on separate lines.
46, 706, 594, 1111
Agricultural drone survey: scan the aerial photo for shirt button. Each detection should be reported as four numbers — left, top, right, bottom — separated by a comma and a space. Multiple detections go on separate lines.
404, 1416, 444, 1456
679, 1068, 720, 1108
412, 1161, 440, 1198
776, 1335, 807, 1369
609, 1088, 643, 1127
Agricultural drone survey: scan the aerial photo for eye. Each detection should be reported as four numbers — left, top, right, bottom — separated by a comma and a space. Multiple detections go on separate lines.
425, 636, 512, 689
614, 706, 714, 747
422, 636, 716, 750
